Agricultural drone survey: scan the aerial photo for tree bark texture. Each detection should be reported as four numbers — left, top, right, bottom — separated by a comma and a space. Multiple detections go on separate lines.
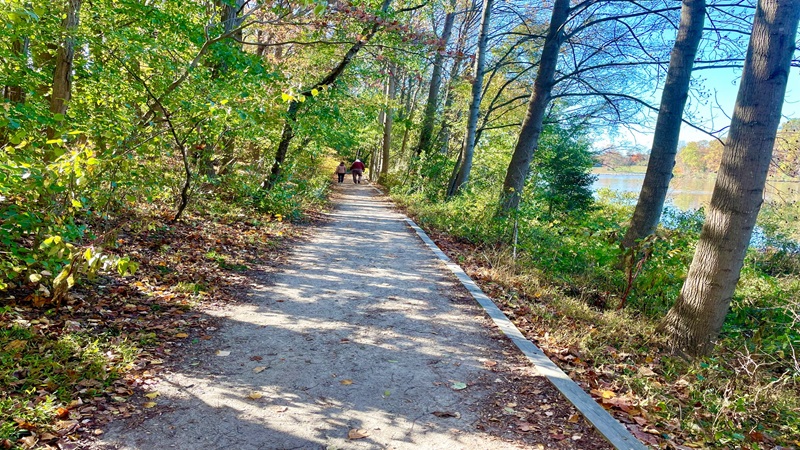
622, 0, 706, 248
381, 63, 396, 175
660, 0, 799, 356
498, 0, 569, 213
48, 0, 82, 143
414, 10, 456, 157
448, 0, 493, 197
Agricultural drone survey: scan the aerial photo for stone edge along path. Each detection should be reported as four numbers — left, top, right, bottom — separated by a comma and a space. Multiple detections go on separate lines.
367, 182, 648, 450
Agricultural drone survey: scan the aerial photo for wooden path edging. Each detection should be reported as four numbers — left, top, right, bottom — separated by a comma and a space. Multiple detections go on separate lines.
404, 218, 648, 450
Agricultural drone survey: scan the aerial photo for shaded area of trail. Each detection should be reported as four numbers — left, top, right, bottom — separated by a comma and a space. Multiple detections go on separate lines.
92, 181, 611, 449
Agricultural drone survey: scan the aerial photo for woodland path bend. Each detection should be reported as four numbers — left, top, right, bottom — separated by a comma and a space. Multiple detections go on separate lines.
93, 181, 608, 450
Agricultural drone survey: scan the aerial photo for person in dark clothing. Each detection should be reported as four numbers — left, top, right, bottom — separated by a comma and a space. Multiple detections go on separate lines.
335, 161, 346, 183
350, 159, 365, 184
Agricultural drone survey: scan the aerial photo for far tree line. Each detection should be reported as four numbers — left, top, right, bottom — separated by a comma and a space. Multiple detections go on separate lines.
596, 118, 800, 177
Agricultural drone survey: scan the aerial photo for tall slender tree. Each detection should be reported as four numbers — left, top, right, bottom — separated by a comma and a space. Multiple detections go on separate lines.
381, 62, 397, 176
47, 0, 82, 146
414, 5, 456, 157
448, 0, 493, 197
622, 0, 706, 248
659, 0, 799, 356
498, 0, 569, 212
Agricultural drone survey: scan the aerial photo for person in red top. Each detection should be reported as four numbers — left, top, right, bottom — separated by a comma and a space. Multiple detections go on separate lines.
350, 159, 365, 184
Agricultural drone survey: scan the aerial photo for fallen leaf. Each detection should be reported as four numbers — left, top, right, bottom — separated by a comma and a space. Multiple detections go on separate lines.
748, 431, 765, 442
144, 392, 160, 399
348, 429, 369, 440
432, 411, 460, 418
253, 366, 267, 373
637, 366, 657, 377
248, 392, 263, 400
4, 340, 27, 351
483, 360, 498, 368
174, 333, 188, 338
450, 382, 467, 390
216, 350, 230, 356
143, 402, 157, 408
55, 407, 69, 419
515, 420, 535, 432
568, 414, 580, 423
250, 355, 263, 361
340, 379, 353, 385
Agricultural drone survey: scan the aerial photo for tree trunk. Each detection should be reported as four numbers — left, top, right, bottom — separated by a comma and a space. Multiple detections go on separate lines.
498, 0, 569, 213
265, 0, 392, 188
448, 0, 493, 197
381, 63, 396, 176
47, 0, 82, 145
265, 100, 300, 189
436, 18, 469, 158
413, 9, 456, 157
221, 0, 245, 41
4, 38, 28, 104
622, 0, 706, 248
659, 0, 799, 356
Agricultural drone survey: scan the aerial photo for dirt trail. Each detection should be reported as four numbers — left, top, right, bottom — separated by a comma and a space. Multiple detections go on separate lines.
92, 181, 609, 450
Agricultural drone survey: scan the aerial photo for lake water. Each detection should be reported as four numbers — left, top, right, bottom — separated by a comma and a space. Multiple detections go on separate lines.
592, 173, 800, 211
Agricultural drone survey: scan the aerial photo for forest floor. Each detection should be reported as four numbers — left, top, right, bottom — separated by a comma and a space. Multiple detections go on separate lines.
84, 181, 612, 450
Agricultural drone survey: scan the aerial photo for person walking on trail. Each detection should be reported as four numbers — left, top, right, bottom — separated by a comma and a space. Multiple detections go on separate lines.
350, 159, 365, 184
335, 161, 346, 183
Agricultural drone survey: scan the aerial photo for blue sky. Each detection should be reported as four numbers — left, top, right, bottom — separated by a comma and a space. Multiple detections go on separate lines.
609, 66, 800, 150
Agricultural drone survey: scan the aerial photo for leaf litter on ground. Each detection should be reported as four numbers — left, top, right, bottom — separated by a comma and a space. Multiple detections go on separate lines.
0, 209, 301, 447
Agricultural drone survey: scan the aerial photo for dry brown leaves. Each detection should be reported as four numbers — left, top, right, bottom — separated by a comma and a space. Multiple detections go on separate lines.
1, 210, 305, 448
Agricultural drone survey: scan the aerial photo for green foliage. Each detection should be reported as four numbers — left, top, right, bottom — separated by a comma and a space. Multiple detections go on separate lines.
527, 125, 596, 216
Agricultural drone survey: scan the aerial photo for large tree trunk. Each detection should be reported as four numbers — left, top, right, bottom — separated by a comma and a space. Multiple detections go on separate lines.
381, 63, 396, 176
47, 0, 82, 145
448, 0, 493, 197
622, 0, 706, 248
498, 0, 569, 213
413, 9, 456, 157
265, 0, 392, 187
660, 0, 799, 356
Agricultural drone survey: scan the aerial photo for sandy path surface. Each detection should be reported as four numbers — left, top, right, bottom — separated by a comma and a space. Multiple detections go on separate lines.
92, 182, 598, 450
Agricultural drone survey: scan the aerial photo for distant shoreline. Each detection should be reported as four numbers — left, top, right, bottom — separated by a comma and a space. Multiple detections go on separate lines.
593, 167, 799, 182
